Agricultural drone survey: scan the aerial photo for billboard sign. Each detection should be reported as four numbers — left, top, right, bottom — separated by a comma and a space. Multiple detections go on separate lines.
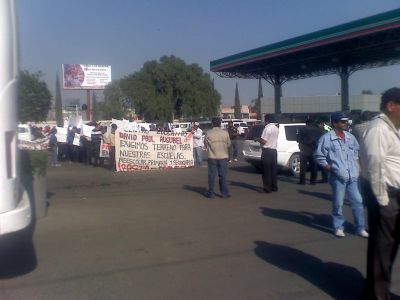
62, 64, 111, 90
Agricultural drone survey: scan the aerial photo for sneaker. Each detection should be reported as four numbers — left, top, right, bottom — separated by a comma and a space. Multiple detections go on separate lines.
228, 160, 233, 163
233, 158, 238, 162
334, 229, 346, 237
204, 192, 214, 199
221, 194, 231, 199
357, 230, 369, 238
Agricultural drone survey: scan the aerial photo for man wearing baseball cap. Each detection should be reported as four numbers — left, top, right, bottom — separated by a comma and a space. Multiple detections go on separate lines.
314, 111, 368, 238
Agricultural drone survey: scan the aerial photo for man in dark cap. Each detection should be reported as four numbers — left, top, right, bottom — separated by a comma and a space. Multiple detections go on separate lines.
314, 111, 368, 238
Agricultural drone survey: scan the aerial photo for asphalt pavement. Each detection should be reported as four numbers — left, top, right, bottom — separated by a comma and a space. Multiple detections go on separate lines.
1, 159, 400, 300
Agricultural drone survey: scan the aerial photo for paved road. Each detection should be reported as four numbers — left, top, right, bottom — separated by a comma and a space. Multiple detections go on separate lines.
1, 160, 399, 299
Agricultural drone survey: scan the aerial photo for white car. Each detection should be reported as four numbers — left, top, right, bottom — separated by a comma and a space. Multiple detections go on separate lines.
242, 123, 305, 176
233, 121, 248, 136
18, 124, 34, 142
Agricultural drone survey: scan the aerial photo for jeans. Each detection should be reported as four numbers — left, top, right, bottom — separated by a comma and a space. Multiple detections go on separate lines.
229, 139, 238, 160
329, 174, 365, 232
193, 147, 203, 166
51, 145, 58, 165
207, 159, 229, 196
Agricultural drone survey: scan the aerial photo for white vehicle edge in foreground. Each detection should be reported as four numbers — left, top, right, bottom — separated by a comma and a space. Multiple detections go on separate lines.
0, 0, 32, 235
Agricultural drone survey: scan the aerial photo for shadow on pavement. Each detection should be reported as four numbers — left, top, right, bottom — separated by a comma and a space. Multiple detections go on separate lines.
297, 189, 332, 201
0, 223, 37, 279
228, 180, 264, 193
254, 241, 364, 299
229, 164, 260, 174
260, 207, 332, 234
182, 185, 208, 196
298, 189, 352, 208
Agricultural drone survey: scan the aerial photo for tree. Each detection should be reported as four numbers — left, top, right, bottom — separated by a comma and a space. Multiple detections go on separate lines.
361, 89, 373, 95
92, 91, 99, 122
101, 80, 126, 120
120, 55, 220, 122
234, 82, 241, 119
55, 73, 63, 126
18, 70, 52, 122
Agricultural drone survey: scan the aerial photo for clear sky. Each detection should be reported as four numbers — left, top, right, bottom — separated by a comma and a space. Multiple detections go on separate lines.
16, 0, 400, 107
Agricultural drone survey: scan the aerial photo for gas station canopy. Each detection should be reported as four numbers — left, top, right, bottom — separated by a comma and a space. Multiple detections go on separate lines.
211, 9, 400, 81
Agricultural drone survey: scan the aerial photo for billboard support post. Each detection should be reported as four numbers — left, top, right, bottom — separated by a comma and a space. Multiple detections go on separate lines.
86, 89, 91, 121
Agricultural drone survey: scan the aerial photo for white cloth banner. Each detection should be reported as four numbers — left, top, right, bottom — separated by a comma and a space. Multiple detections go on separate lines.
115, 130, 194, 171
18, 137, 49, 150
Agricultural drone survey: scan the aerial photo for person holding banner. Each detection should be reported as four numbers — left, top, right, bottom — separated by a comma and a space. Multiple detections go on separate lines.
109, 124, 118, 171
67, 126, 79, 162
192, 122, 204, 167
49, 127, 60, 166
91, 124, 103, 167
204, 117, 231, 199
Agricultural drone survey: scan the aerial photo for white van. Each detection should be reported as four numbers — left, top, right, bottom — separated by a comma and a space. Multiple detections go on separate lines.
0, 0, 32, 235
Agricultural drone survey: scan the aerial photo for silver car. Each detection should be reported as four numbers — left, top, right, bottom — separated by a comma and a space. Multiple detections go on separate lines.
242, 123, 305, 176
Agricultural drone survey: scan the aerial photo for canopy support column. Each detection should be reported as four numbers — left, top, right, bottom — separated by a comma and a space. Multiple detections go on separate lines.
263, 74, 286, 114
339, 66, 351, 112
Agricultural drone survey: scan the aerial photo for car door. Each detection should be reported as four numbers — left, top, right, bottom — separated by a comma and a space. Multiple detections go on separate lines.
242, 125, 264, 160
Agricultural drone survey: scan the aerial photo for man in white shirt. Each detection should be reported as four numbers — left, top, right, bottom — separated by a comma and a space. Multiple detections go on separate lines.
192, 122, 204, 167
255, 114, 279, 193
361, 87, 400, 299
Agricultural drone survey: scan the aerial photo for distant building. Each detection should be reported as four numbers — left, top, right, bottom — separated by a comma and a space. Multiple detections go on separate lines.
220, 105, 250, 119
261, 94, 381, 115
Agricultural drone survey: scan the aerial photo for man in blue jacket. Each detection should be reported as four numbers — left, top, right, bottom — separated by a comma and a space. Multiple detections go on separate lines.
314, 111, 368, 238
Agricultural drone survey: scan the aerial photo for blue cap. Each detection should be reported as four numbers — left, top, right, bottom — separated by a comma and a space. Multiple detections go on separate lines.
331, 111, 349, 123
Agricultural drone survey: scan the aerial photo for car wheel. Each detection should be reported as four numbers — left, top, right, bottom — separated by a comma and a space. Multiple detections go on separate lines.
288, 153, 301, 176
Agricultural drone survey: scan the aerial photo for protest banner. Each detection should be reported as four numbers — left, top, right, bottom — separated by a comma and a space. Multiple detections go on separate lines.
82, 124, 95, 138
115, 130, 194, 171
18, 137, 49, 150
56, 127, 68, 143
73, 133, 81, 146
100, 140, 110, 158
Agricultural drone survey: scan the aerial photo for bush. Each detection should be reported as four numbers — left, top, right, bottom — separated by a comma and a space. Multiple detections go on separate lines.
20, 150, 48, 178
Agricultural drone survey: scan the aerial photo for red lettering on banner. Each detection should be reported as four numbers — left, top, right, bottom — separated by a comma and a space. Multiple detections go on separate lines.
159, 136, 182, 144
119, 132, 137, 140
141, 135, 154, 142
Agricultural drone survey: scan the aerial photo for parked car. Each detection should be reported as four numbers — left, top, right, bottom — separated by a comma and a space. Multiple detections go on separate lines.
18, 124, 34, 142
233, 121, 248, 136
242, 123, 305, 176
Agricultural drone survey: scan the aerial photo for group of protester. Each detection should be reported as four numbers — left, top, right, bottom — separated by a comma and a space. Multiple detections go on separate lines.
202, 87, 400, 299
47, 122, 118, 171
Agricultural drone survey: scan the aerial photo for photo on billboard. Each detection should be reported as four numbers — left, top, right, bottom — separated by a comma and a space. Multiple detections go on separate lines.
62, 64, 112, 90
